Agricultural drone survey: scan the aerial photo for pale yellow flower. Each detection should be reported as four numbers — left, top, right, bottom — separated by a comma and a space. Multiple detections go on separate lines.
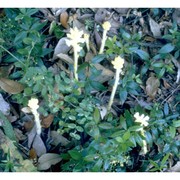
28, 98, 39, 111
65, 27, 85, 52
111, 56, 125, 71
99, 21, 111, 54
134, 112, 149, 127
102, 21, 111, 31
28, 98, 41, 135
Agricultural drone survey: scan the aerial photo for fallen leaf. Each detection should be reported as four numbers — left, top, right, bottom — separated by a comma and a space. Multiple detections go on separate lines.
93, 63, 114, 83
149, 16, 161, 38
14, 128, 26, 141
97, 105, 107, 119
50, 130, 70, 146
95, 9, 108, 23
114, 8, 129, 14
171, 55, 180, 83
0, 129, 37, 172
60, 11, 69, 29
53, 37, 72, 59
145, 74, 160, 100
0, 93, 10, 116
0, 77, 24, 94
37, 153, 62, 171
56, 53, 74, 64
32, 134, 47, 157
94, 28, 102, 49
21, 106, 32, 113
0, 65, 13, 78
41, 114, 54, 128
172, 9, 180, 25
168, 161, 180, 172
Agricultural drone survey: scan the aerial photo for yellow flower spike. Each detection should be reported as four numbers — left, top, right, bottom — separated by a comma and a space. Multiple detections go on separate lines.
134, 112, 150, 155
102, 21, 111, 31
28, 98, 41, 135
134, 112, 149, 127
99, 21, 111, 54
84, 33, 90, 51
107, 56, 124, 112
65, 27, 85, 81
111, 56, 125, 71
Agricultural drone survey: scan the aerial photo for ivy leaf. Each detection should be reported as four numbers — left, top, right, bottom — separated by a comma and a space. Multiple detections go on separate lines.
159, 43, 175, 54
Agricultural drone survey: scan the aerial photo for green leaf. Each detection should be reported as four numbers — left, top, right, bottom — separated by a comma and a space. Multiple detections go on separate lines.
129, 125, 143, 132
94, 108, 100, 124
26, 8, 38, 16
123, 130, 131, 141
92, 54, 106, 64
145, 131, 153, 147
23, 38, 33, 45
92, 159, 103, 172
98, 122, 113, 130
122, 31, 131, 40
172, 120, 180, 127
85, 122, 100, 139
169, 126, 176, 138
129, 136, 136, 146
17, 48, 29, 55
67, 123, 76, 129
134, 49, 150, 60
89, 80, 106, 91
84, 154, 95, 162
0, 110, 16, 141
120, 116, 127, 130
163, 144, 170, 153
14, 31, 27, 44
152, 62, 164, 68
68, 149, 81, 160
159, 43, 175, 54
134, 133, 143, 146
119, 87, 128, 105
164, 102, 169, 116
161, 154, 170, 166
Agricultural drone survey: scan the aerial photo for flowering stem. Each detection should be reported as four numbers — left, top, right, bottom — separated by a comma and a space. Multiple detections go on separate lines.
107, 69, 120, 112
141, 130, 148, 154
74, 46, 79, 81
99, 30, 107, 54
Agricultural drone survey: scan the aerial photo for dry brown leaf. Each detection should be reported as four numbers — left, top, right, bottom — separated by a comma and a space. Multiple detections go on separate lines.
93, 63, 114, 83
14, 128, 26, 141
0, 77, 24, 94
95, 9, 108, 23
53, 37, 72, 59
0, 93, 10, 116
0, 65, 13, 78
50, 130, 70, 146
21, 107, 32, 114
60, 11, 69, 29
168, 161, 180, 172
172, 9, 180, 25
145, 74, 160, 100
37, 153, 62, 171
56, 53, 74, 64
41, 114, 54, 128
94, 29, 102, 49
32, 134, 46, 157
149, 16, 162, 38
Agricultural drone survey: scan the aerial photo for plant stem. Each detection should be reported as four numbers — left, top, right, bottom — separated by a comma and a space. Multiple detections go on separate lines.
74, 47, 79, 81
107, 69, 120, 112
0, 45, 24, 66
99, 30, 107, 54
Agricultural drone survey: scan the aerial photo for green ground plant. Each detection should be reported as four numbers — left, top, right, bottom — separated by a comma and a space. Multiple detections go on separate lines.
0, 8, 180, 172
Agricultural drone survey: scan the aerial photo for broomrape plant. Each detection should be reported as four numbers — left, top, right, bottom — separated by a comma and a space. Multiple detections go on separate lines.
134, 112, 150, 155
99, 21, 111, 54
107, 56, 124, 112
28, 98, 41, 135
65, 27, 85, 81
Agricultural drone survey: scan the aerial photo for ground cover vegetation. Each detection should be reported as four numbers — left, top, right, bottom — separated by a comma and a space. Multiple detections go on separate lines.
0, 8, 180, 172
